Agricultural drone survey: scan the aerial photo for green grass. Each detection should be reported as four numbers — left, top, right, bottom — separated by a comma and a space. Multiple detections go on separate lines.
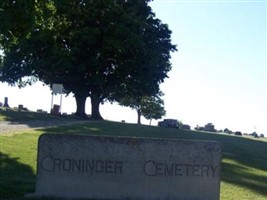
0, 110, 267, 200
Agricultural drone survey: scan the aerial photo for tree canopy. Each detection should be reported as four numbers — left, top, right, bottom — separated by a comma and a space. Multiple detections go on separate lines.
120, 94, 166, 124
141, 96, 166, 125
0, 0, 177, 119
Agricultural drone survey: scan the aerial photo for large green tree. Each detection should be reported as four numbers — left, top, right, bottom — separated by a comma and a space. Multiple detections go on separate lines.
0, 0, 176, 119
120, 94, 166, 124
141, 96, 166, 125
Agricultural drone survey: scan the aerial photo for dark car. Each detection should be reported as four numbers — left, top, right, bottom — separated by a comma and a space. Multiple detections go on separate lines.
158, 119, 179, 128
235, 131, 242, 136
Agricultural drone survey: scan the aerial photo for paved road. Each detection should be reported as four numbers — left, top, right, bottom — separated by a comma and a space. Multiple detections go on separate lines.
0, 120, 86, 134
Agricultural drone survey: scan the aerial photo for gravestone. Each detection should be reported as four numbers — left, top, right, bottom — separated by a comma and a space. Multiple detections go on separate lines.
51, 104, 60, 115
3, 97, 9, 107
30, 134, 221, 200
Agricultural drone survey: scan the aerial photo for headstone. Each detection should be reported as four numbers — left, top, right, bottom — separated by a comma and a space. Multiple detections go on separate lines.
3, 97, 9, 107
30, 134, 221, 200
51, 104, 60, 115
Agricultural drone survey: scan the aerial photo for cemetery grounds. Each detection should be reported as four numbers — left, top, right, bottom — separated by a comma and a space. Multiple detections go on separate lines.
0, 108, 267, 200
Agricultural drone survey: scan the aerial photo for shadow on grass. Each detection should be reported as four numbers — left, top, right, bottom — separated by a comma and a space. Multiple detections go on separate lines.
0, 152, 36, 199
222, 161, 267, 196
178, 130, 267, 196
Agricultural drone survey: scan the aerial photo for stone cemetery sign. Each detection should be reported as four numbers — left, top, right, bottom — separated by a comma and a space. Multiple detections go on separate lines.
31, 134, 221, 200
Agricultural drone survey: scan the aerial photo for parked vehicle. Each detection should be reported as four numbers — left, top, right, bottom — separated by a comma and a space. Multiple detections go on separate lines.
180, 124, 191, 130
158, 119, 179, 128
234, 131, 242, 136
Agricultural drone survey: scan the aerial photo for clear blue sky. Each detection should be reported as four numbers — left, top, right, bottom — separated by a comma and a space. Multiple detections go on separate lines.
0, 0, 266, 135
151, 0, 267, 134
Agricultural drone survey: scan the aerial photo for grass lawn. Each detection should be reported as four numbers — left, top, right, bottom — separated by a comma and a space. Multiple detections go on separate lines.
0, 110, 267, 200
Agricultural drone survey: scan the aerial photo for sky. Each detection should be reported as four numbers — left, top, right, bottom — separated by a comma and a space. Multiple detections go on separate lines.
0, 0, 266, 135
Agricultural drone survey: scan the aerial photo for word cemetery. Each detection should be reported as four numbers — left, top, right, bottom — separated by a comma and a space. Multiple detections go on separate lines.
29, 134, 222, 200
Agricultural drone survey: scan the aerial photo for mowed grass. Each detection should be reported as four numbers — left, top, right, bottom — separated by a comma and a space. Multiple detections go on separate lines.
0, 110, 267, 200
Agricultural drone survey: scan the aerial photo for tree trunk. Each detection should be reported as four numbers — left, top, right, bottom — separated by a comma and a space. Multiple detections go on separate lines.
91, 94, 103, 120
137, 109, 141, 124
74, 93, 87, 118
